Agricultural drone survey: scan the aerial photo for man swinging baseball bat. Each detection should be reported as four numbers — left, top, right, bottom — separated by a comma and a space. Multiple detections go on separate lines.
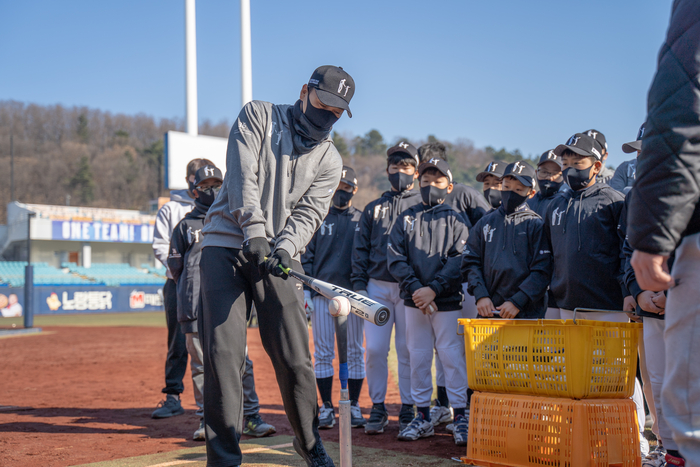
199, 65, 355, 467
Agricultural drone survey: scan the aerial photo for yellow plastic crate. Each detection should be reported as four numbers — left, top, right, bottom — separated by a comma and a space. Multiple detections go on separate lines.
463, 392, 641, 467
459, 318, 641, 399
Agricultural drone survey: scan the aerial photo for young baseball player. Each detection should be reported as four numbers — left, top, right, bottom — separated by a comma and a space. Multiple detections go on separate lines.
168, 165, 276, 441
301, 166, 366, 430
152, 158, 210, 419
462, 160, 552, 320
352, 142, 422, 435
387, 157, 470, 445
545, 133, 648, 456
476, 160, 506, 209
417, 142, 489, 426
583, 129, 615, 185
610, 123, 645, 195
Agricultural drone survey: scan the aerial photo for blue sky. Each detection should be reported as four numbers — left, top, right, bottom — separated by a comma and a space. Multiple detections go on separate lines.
1, 0, 672, 166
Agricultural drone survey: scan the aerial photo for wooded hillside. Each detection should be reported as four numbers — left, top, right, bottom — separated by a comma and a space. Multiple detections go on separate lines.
0, 100, 530, 222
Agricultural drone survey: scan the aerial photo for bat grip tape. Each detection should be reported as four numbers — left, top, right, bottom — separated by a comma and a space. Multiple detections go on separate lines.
339, 363, 348, 390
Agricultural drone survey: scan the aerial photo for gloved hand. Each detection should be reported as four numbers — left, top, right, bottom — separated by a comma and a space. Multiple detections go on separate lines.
242, 237, 271, 268
265, 248, 292, 279
304, 290, 314, 313
356, 290, 369, 298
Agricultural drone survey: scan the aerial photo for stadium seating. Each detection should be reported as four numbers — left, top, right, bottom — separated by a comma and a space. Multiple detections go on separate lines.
141, 263, 167, 277
0, 261, 166, 287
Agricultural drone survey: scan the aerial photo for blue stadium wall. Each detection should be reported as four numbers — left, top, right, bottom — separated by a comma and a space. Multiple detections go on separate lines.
0, 285, 164, 314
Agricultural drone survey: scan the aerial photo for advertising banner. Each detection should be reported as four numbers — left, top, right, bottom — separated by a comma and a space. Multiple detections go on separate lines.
51, 220, 155, 244
0, 285, 164, 315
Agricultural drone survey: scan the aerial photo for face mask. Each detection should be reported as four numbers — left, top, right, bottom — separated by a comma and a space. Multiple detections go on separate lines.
501, 190, 528, 214
291, 100, 332, 155
564, 166, 594, 191
333, 190, 354, 208
484, 188, 502, 208
388, 171, 415, 192
196, 186, 220, 207
420, 185, 448, 207
537, 178, 563, 198
304, 94, 339, 130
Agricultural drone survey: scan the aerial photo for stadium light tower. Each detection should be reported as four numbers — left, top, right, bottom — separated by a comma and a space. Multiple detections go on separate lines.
185, 0, 198, 135
240, 0, 252, 107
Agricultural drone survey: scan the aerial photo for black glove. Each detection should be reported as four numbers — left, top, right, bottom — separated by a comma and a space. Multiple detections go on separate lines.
265, 248, 292, 279
242, 237, 271, 267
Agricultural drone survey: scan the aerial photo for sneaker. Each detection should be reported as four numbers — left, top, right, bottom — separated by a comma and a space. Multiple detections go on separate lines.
665, 453, 685, 467
293, 436, 336, 467
429, 400, 453, 426
397, 413, 435, 441
318, 401, 335, 429
452, 414, 469, 446
445, 423, 454, 433
398, 404, 415, 431
193, 419, 205, 441
643, 447, 668, 467
446, 406, 469, 433
243, 413, 276, 437
151, 394, 185, 419
364, 403, 389, 435
350, 401, 366, 428
641, 436, 650, 457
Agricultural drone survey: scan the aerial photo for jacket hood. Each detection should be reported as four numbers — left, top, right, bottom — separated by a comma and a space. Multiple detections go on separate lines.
170, 189, 195, 205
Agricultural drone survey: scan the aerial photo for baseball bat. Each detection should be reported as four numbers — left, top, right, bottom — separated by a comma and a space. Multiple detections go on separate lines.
279, 266, 390, 326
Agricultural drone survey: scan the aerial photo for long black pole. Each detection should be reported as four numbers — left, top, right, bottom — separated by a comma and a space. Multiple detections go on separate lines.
10, 132, 15, 202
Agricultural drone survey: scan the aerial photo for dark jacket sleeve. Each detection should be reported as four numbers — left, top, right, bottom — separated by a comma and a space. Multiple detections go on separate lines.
508, 219, 552, 311
351, 205, 373, 291
387, 220, 423, 297
612, 197, 629, 297
462, 219, 490, 302
466, 189, 492, 226
628, 0, 700, 255
609, 161, 630, 194
301, 231, 316, 276
429, 218, 469, 296
167, 220, 188, 285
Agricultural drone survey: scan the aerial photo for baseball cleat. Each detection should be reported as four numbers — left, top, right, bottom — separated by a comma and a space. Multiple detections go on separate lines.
452, 414, 469, 446
293, 436, 336, 467
364, 403, 389, 434
151, 394, 185, 419
193, 419, 205, 441
397, 413, 434, 441
429, 400, 453, 426
318, 401, 335, 429
350, 401, 366, 427
398, 404, 415, 431
243, 413, 276, 437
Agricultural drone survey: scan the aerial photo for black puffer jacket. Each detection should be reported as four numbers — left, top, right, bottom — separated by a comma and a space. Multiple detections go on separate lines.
628, 0, 700, 255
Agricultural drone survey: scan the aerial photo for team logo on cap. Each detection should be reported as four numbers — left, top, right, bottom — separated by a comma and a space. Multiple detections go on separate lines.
513, 161, 525, 174
638, 126, 645, 139
567, 135, 580, 146
398, 142, 409, 149
204, 167, 216, 177
429, 158, 440, 165
547, 151, 557, 160
342, 169, 347, 178
337, 79, 351, 97
487, 162, 499, 172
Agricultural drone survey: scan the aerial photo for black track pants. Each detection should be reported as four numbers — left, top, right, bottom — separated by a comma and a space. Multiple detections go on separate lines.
199, 246, 319, 467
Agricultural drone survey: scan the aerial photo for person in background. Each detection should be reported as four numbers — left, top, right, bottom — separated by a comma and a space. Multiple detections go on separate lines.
583, 129, 615, 185
151, 158, 211, 419
475, 160, 506, 210
611, 123, 645, 195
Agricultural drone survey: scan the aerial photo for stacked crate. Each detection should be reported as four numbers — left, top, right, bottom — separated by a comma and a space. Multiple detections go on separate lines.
458, 317, 643, 467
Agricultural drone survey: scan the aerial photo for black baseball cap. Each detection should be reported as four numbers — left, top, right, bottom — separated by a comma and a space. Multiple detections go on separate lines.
194, 165, 223, 186
340, 166, 358, 187
622, 122, 646, 154
538, 149, 563, 169
503, 161, 536, 187
308, 65, 355, 118
476, 160, 506, 182
554, 133, 603, 160
387, 141, 420, 165
583, 129, 607, 153
418, 157, 453, 183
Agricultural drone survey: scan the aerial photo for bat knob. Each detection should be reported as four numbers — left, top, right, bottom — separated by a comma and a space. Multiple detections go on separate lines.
375, 307, 390, 326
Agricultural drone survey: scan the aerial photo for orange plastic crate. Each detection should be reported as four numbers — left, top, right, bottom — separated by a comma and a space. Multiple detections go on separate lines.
463, 392, 641, 467
459, 319, 641, 399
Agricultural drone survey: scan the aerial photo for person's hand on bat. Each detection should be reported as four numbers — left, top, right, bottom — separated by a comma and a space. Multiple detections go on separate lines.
496, 301, 520, 319
412, 287, 436, 311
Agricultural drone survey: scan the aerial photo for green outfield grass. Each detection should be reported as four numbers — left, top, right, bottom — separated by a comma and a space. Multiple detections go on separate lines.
0, 311, 165, 328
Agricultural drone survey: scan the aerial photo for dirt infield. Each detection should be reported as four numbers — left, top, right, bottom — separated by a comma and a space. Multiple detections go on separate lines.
0, 320, 464, 466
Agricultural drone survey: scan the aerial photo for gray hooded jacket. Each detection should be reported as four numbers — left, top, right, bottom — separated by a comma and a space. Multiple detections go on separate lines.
202, 100, 342, 258
152, 189, 195, 279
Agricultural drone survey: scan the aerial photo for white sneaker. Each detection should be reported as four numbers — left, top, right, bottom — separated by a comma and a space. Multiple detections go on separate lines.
640, 436, 650, 457
642, 448, 667, 467
429, 403, 453, 426
397, 413, 434, 441
452, 415, 469, 446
